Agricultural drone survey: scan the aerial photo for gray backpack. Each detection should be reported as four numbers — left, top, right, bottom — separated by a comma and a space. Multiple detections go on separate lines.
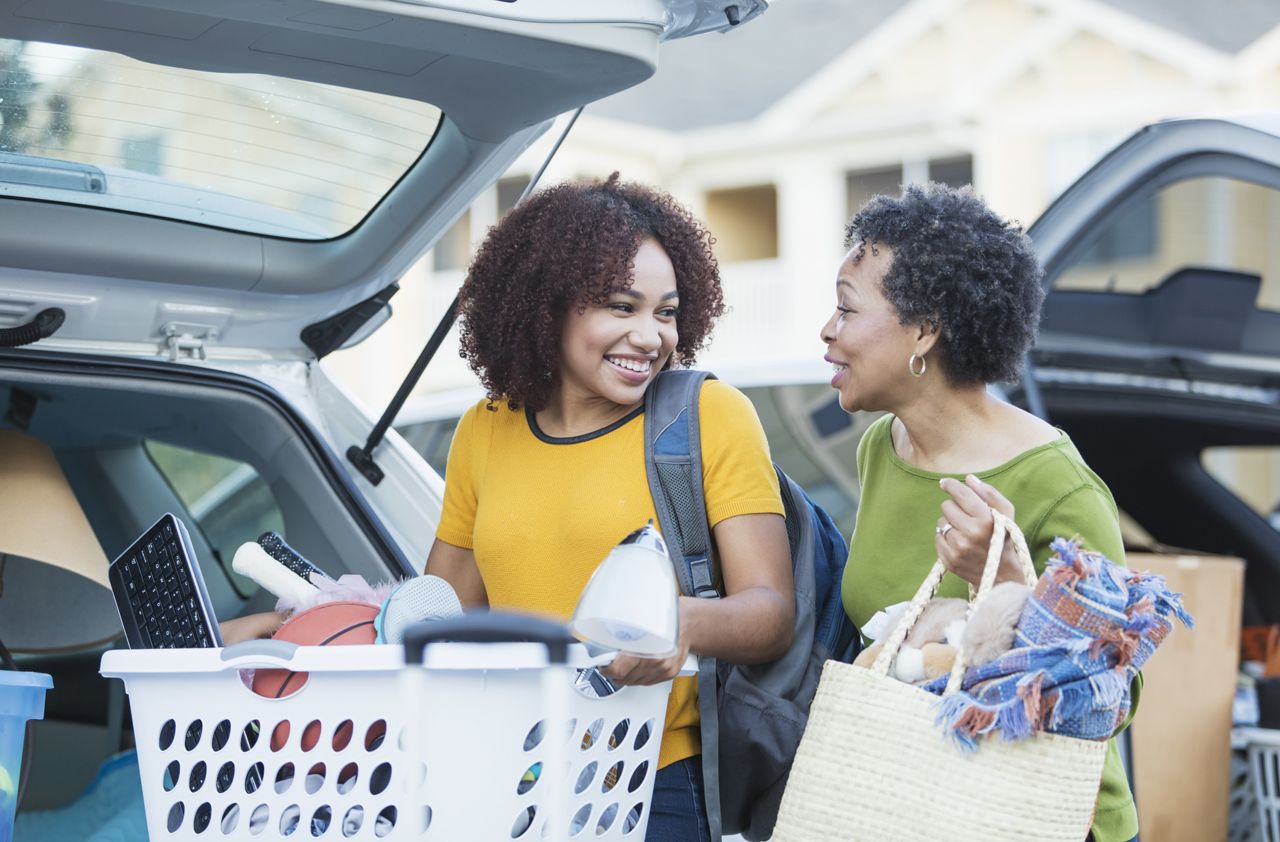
643, 370, 860, 841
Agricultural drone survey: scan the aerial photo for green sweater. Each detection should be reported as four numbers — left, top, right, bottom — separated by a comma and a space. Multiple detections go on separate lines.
842, 414, 1139, 842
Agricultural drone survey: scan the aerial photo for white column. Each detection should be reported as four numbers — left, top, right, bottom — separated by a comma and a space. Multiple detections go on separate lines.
775, 160, 848, 361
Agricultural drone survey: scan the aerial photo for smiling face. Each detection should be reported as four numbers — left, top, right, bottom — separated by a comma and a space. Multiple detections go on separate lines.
821, 242, 926, 413
557, 237, 680, 410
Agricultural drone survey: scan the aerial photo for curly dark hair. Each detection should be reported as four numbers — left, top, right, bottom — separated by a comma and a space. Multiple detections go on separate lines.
457, 173, 723, 410
846, 182, 1045, 385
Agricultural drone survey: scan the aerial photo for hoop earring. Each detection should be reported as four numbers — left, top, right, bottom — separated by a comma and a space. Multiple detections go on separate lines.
908, 353, 927, 378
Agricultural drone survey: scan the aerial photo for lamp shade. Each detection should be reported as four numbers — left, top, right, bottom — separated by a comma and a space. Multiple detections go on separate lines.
0, 430, 118, 653
570, 521, 679, 658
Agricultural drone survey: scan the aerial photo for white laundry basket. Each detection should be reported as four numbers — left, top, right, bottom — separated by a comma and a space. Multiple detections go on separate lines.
100, 613, 681, 841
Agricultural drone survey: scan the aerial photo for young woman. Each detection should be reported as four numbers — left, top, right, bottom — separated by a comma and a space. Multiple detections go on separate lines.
823, 183, 1139, 842
426, 174, 794, 842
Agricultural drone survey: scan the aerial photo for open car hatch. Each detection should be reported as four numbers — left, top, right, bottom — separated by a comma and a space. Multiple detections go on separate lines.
0, 0, 766, 361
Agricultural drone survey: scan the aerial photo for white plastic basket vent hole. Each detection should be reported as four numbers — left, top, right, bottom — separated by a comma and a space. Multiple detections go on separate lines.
274, 763, 295, 795
241, 719, 262, 751
211, 718, 232, 751
597, 803, 619, 835
609, 720, 630, 750
158, 718, 176, 751
580, 719, 604, 751
375, 805, 398, 837
249, 803, 270, 836
216, 761, 235, 793
306, 762, 326, 794
193, 802, 212, 833
245, 761, 265, 794
189, 760, 207, 792
220, 803, 240, 835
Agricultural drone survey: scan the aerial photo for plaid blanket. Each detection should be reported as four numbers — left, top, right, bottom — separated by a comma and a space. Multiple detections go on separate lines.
924, 538, 1193, 750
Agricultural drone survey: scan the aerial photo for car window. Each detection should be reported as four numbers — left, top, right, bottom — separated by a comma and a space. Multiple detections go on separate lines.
1203, 446, 1280, 531
1052, 175, 1280, 311
397, 417, 460, 480
741, 385, 877, 539
0, 38, 442, 239
144, 441, 285, 596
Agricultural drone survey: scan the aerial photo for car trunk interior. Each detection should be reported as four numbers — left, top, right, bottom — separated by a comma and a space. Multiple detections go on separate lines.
0, 354, 405, 809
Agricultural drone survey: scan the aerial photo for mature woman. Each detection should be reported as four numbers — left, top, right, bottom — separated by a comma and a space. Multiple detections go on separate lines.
426, 174, 794, 842
822, 183, 1138, 842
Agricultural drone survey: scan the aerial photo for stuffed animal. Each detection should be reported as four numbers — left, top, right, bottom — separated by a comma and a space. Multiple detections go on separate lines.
855, 582, 1033, 684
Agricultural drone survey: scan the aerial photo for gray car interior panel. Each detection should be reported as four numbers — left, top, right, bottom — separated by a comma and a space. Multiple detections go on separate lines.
0, 369, 397, 618
1042, 268, 1279, 355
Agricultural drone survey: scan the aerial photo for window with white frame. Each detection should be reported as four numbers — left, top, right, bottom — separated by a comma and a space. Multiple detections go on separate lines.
705, 184, 778, 262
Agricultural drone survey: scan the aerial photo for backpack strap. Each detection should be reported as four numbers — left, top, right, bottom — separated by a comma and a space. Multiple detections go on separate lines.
643, 368, 724, 842
644, 369, 720, 599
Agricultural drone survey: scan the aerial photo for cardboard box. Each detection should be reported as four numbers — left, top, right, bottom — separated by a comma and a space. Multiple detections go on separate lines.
1128, 552, 1244, 842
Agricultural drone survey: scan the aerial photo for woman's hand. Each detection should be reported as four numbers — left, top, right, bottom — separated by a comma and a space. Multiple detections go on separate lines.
936, 475, 1023, 588
600, 625, 692, 687
219, 611, 287, 645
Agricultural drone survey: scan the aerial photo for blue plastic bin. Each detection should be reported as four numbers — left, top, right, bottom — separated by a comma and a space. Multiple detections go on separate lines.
0, 671, 52, 842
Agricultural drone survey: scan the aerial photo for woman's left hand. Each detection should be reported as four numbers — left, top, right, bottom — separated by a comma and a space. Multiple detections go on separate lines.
936, 475, 1023, 588
600, 631, 692, 687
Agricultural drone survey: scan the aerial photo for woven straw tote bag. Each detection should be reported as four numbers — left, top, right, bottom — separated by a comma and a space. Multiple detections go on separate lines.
772, 511, 1108, 842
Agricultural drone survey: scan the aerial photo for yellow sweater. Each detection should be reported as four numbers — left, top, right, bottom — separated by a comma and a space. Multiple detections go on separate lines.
436, 379, 784, 768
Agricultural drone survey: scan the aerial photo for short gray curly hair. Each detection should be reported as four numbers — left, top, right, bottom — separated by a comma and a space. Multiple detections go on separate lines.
845, 182, 1045, 385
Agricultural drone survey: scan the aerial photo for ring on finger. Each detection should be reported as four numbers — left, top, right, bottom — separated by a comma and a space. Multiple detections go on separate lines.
936, 522, 955, 539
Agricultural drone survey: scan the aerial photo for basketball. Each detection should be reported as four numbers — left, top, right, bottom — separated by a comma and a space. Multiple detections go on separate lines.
250, 600, 378, 749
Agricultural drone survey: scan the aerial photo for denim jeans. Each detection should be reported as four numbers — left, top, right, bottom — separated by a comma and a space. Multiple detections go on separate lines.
644, 756, 711, 842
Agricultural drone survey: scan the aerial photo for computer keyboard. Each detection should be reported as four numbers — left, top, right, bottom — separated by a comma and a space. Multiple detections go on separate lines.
109, 513, 224, 649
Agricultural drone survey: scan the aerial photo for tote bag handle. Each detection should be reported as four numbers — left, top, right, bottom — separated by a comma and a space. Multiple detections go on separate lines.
870, 509, 1037, 695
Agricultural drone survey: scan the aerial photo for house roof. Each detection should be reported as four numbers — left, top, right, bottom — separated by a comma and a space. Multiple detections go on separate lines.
1106, 0, 1280, 54
588, 0, 1280, 132
587, 0, 908, 131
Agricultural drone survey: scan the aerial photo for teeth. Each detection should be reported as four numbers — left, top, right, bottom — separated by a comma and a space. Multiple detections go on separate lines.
831, 362, 847, 372
608, 357, 651, 373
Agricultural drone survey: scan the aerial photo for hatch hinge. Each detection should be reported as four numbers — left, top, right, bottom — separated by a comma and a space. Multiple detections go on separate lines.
162, 324, 216, 361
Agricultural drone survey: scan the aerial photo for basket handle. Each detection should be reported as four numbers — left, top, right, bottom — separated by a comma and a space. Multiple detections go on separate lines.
217, 639, 299, 666
402, 611, 576, 666
871, 509, 1037, 695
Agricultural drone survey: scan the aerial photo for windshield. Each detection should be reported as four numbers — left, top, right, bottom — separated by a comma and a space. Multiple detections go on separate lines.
0, 39, 442, 239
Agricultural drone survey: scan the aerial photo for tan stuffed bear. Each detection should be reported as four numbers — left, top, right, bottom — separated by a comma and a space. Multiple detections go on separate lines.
854, 581, 1032, 684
